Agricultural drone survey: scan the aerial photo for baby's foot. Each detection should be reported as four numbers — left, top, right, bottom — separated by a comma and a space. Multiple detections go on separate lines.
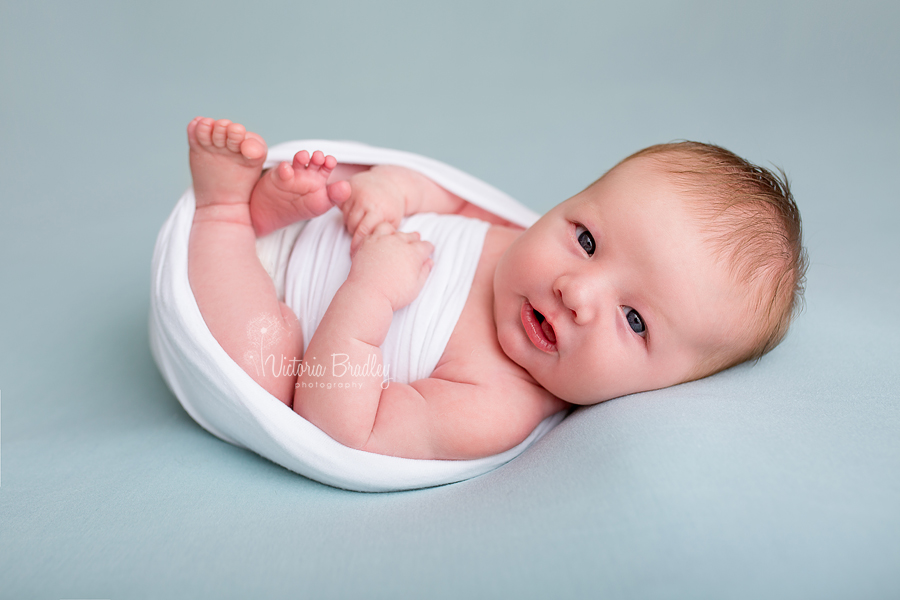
249, 150, 351, 237
188, 117, 267, 209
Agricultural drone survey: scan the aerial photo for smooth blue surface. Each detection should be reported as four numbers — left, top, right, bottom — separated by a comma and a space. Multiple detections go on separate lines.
2, 1, 898, 598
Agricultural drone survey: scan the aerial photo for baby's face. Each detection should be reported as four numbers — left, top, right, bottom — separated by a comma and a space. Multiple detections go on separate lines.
493, 157, 747, 405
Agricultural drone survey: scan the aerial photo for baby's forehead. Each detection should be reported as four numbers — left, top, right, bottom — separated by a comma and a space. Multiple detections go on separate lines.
595, 158, 743, 247
577, 159, 707, 229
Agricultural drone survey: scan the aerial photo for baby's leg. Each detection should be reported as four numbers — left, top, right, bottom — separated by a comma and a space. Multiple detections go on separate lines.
188, 117, 310, 404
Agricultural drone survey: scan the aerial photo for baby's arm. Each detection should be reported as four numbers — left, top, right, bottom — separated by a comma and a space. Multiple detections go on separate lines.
339, 165, 515, 251
292, 222, 434, 446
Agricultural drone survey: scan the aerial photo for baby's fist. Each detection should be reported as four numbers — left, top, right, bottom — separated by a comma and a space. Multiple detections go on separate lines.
348, 223, 434, 311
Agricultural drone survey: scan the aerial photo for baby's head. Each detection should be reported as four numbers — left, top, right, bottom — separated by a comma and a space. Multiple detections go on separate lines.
493, 141, 806, 405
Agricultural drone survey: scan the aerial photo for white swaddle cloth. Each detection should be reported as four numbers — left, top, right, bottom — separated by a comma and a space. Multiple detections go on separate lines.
286, 209, 489, 385
149, 140, 567, 492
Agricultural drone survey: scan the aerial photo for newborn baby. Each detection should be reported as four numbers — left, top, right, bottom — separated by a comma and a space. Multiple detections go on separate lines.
187, 117, 805, 460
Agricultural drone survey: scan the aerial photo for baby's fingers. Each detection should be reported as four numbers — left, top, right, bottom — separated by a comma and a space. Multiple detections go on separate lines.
351, 220, 390, 255
342, 201, 364, 235
417, 257, 434, 287
409, 236, 434, 257
350, 221, 377, 254
351, 213, 399, 253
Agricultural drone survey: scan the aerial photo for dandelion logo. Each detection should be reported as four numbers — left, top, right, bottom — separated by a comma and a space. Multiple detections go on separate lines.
245, 313, 284, 377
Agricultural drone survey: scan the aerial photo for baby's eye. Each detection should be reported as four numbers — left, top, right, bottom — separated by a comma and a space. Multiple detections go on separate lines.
624, 307, 646, 337
575, 225, 595, 256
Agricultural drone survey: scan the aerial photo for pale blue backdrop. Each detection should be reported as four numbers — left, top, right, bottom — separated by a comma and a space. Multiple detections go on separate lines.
2, 1, 898, 598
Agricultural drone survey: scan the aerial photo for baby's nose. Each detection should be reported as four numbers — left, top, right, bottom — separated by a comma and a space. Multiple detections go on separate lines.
554, 274, 599, 324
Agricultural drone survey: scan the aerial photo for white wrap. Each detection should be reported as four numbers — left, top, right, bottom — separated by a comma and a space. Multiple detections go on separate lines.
286, 209, 490, 385
149, 140, 567, 492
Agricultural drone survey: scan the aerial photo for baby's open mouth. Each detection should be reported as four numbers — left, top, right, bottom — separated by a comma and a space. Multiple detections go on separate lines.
532, 308, 557, 344
522, 302, 557, 351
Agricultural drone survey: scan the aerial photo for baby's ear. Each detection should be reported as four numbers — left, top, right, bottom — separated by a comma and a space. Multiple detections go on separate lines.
327, 180, 352, 205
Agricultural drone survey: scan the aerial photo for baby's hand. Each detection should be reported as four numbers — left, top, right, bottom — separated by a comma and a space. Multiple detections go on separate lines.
348, 222, 434, 311
340, 166, 414, 253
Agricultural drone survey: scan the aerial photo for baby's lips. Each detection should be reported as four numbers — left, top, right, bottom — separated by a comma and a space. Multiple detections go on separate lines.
522, 301, 558, 352
541, 318, 557, 344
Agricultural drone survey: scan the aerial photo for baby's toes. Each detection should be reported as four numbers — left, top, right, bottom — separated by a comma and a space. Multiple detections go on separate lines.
273, 161, 295, 183
186, 116, 203, 144
308, 151, 326, 171
194, 117, 215, 147
292, 150, 311, 170
240, 132, 267, 161
320, 154, 338, 176
211, 119, 232, 148
225, 123, 246, 153
327, 180, 351, 206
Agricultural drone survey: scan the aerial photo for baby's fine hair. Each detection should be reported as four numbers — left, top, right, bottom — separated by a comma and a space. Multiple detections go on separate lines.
621, 141, 807, 377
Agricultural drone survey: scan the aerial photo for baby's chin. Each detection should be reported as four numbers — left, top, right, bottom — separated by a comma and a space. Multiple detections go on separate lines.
497, 331, 613, 406
531, 372, 610, 406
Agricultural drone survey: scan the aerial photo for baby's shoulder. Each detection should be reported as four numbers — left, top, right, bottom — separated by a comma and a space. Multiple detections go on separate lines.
434, 337, 566, 414
483, 223, 523, 254
422, 359, 567, 458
